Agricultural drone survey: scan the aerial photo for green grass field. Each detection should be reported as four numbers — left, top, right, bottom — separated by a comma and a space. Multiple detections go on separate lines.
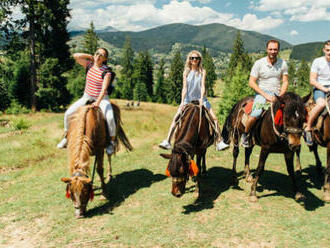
0, 97, 329, 248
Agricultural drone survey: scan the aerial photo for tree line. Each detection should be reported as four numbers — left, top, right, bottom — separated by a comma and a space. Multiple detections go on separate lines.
0, 1, 313, 119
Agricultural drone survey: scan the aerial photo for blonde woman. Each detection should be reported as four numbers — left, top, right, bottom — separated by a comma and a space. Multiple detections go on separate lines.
159, 50, 221, 150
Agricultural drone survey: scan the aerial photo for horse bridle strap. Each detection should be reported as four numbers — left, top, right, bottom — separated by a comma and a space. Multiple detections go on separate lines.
270, 103, 303, 138
172, 177, 186, 183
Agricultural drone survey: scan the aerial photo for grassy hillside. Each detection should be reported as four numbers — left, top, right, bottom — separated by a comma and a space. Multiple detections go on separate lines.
290, 42, 323, 61
0, 98, 329, 247
91, 23, 292, 54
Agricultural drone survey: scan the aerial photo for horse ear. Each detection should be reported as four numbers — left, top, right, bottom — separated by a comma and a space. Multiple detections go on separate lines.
275, 94, 285, 104
160, 153, 171, 160
61, 177, 72, 184
302, 92, 312, 104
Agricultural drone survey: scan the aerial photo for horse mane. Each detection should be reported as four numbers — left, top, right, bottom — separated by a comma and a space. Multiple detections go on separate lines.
68, 106, 96, 174
273, 92, 305, 116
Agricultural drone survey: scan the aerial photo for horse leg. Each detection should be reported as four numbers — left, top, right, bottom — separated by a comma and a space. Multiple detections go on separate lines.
311, 144, 323, 175
201, 152, 206, 175
244, 146, 254, 182
195, 154, 203, 197
295, 146, 302, 175
107, 154, 112, 182
284, 151, 305, 201
232, 145, 239, 185
323, 143, 330, 202
96, 152, 106, 193
249, 148, 269, 202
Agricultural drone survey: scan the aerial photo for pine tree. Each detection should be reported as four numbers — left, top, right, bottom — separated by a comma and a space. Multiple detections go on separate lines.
132, 51, 152, 101
120, 36, 135, 99
218, 63, 254, 122
144, 51, 154, 98
202, 45, 217, 97
168, 50, 184, 104
295, 59, 311, 96
82, 21, 99, 54
287, 60, 297, 92
154, 59, 167, 103
226, 31, 252, 81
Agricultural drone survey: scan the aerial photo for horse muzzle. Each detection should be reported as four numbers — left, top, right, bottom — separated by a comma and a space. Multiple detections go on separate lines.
171, 177, 186, 198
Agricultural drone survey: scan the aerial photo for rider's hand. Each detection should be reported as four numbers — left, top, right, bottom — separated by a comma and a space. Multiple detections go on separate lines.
92, 102, 99, 108
326, 88, 330, 93
266, 94, 276, 103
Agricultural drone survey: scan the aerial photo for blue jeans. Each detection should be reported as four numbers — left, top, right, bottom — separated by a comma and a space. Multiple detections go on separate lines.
250, 91, 275, 118
313, 86, 330, 102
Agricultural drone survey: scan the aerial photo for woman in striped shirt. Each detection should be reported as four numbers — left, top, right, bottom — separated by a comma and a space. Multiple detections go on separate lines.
57, 48, 116, 155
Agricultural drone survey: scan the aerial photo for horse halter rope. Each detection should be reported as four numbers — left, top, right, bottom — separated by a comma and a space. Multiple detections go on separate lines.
270, 103, 303, 139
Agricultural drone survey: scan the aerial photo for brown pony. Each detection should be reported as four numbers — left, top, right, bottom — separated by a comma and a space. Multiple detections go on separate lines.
221, 92, 309, 202
303, 97, 330, 202
61, 103, 132, 218
160, 104, 215, 197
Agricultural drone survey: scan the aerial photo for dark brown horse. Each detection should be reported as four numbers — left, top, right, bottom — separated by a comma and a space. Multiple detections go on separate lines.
160, 104, 215, 197
221, 92, 309, 202
303, 97, 330, 202
61, 103, 132, 218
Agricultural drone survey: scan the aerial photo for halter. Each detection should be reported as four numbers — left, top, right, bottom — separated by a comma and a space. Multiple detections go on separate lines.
270, 103, 303, 139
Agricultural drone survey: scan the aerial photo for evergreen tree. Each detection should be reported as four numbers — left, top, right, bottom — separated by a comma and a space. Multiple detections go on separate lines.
287, 60, 297, 92
295, 59, 311, 96
120, 36, 135, 99
154, 59, 167, 103
202, 45, 217, 97
144, 51, 154, 98
218, 63, 254, 122
82, 21, 99, 55
1, 0, 72, 110
132, 51, 151, 101
226, 31, 252, 81
168, 50, 184, 104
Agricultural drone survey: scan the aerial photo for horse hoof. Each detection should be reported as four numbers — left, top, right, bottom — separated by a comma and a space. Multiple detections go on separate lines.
295, 192, 306, 201
248, 195, 258, 202
323, 191, 330, 202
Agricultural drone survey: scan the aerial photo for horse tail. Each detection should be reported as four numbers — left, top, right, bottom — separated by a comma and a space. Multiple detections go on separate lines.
71, 106, 93, 172
111, 102, 133, 152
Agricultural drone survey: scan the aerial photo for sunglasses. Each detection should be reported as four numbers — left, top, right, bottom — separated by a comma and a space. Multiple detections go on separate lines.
95, 52, 107, 58
189, 56, 201, 61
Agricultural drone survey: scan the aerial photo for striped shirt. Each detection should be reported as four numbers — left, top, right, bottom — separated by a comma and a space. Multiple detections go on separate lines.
84, 63, 110, 98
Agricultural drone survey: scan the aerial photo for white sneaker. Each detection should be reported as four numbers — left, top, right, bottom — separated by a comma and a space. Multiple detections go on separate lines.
159, 140, 171, 150
57, 138, 67, 149
106, 141, 115, 155
216, 140, 230, 151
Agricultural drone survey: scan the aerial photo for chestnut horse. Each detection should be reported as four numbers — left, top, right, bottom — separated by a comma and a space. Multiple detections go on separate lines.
221, 92, 309, 202
304, 96, 330, 202
61, 103, 132, 218
160, 104, 215, 197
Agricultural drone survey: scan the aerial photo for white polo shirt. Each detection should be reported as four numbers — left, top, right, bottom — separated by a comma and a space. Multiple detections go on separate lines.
311, 56, 330, 86
250, 56, 288, 95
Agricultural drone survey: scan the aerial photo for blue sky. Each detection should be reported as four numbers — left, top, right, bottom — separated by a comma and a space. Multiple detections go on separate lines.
68, 0, 330, 45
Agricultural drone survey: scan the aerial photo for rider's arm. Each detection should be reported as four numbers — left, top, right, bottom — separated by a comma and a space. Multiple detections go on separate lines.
249, 75, 275, 102
310, 72, 330, 92
73, 53, 94, 68
279, 74, 289, 96
200, 69, 206, 104
180, 69, 188, 106
93, 73, 111, 107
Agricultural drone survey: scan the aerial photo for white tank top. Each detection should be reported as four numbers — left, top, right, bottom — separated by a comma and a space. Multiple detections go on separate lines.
184, 70, 203, 104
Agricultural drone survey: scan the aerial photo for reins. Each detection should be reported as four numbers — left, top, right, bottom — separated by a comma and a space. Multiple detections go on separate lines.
90, 157, 97, 186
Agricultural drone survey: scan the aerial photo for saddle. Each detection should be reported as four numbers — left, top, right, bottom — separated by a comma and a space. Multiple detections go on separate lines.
240, 100, 268, 127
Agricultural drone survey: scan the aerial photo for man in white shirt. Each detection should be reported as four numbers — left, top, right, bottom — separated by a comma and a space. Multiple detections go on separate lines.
217, 39, 289, 150
304, 40, 330, 146
241, 40, 289, 147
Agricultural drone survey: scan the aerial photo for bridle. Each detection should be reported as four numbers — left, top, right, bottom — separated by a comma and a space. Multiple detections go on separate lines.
270, 103, 304, 139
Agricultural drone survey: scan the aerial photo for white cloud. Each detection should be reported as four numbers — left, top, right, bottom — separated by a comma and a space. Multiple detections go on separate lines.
254, 0, 330, 22
238, 14, 284, 32
290, 30, 298, 36
69, 0, 283, 32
